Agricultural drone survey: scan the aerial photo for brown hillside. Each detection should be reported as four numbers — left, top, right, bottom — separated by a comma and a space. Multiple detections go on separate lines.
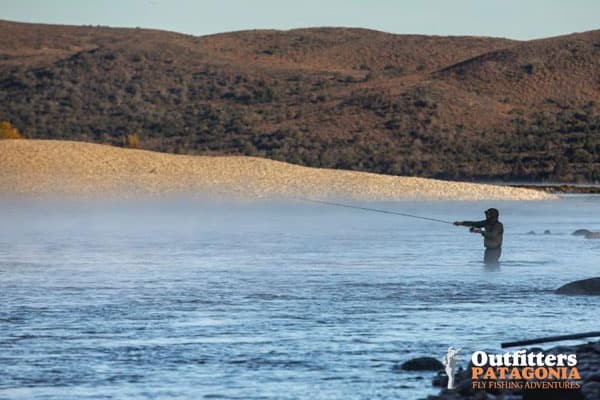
436, 30, 600, 104
0, 20, 599, 182
198, 28, 516, 75
0, 21, 515, 73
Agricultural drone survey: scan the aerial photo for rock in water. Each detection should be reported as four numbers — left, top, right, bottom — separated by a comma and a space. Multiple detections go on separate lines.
400, 357, 444, 371
573, 229, 592, 236
431, 371, 448, 387
556, 278, 600, 295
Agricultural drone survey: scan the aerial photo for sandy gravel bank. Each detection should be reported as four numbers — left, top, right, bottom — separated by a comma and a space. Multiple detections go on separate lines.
0, 140, 553, 201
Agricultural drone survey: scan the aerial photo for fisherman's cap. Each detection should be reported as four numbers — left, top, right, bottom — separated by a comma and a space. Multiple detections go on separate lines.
485, 208, 499, 218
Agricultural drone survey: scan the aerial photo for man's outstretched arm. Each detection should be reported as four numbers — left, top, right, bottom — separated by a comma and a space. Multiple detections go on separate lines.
453, 220, 485, 228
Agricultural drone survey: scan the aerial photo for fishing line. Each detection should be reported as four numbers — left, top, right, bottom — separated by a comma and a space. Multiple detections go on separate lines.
299, 198, 454, 225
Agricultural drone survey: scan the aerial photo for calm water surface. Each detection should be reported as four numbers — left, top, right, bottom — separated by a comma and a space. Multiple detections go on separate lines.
1, 197, 599, 399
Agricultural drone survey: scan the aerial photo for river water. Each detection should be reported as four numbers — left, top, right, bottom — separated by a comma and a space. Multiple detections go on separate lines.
1, 197, 599, 399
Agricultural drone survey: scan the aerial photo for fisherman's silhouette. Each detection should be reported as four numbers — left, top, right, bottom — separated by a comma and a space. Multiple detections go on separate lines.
454, 208, 504, 266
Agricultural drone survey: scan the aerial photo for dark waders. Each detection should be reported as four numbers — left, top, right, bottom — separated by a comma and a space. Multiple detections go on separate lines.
484, 247, 501, 265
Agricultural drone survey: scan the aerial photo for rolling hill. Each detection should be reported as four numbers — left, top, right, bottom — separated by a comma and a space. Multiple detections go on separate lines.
1, 20, 599, 182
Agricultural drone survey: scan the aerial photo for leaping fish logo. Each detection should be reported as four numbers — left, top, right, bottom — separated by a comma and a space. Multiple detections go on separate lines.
443, 347, 461, 389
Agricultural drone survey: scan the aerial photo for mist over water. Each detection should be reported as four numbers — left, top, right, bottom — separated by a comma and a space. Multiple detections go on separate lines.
1, 197, 599, 399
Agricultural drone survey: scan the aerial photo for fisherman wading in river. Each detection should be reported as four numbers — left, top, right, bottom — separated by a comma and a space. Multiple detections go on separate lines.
454, 208, 503, 265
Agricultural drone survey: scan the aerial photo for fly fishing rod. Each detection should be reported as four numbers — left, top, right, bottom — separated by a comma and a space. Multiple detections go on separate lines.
299, 198, 454, 225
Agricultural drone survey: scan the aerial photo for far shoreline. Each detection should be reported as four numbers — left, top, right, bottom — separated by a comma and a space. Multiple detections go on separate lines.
507, 183, 600, 195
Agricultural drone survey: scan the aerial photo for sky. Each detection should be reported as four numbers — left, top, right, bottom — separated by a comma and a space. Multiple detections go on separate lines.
1, 0, 599, 40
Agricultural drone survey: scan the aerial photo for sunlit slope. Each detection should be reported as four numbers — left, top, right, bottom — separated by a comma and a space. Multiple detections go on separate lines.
0, 140, 552, 200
